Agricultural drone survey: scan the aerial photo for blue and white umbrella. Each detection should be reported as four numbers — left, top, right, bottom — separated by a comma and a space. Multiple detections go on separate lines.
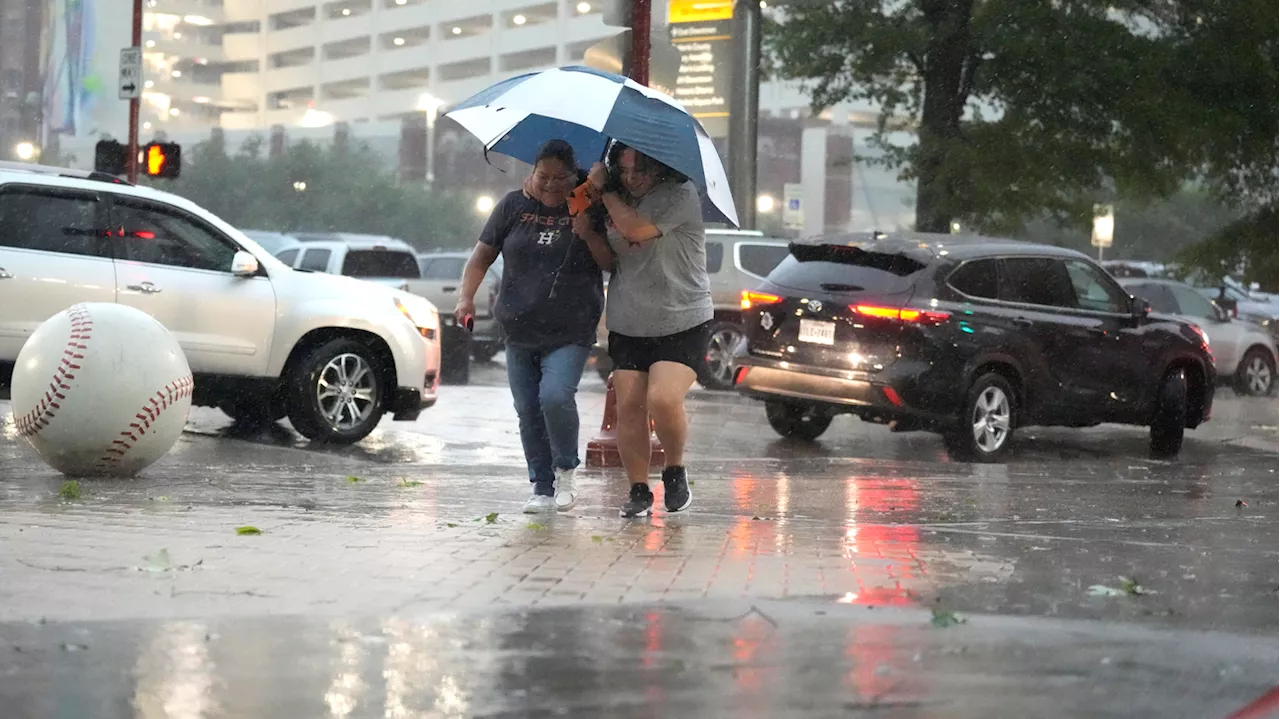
446, 65, 738, 228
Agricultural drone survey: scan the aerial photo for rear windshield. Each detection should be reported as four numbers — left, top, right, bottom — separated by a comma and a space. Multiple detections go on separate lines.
767, 243, 929, 292
342, 250, 421, 278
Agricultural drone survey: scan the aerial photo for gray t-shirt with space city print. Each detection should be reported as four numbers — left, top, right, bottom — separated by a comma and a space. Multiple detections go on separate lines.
604, 179, 713, 337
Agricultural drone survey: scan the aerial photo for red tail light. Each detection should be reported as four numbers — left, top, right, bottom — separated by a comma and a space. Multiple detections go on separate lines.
852, 304, 950, 324
734, 367, 750, 385
742, 290, 783, 310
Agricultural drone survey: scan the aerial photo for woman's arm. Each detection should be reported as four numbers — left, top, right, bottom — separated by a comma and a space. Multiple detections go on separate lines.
573, 212, 615, 271
599, 191, 662, 245
455, 241, 499, 323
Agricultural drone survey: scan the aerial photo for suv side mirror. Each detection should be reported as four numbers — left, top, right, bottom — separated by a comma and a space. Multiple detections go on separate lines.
231, 250, 260, 278
1130, 296, 1152, 318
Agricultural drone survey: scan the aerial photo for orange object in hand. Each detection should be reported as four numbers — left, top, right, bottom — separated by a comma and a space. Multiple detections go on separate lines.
567, 179, 595, 216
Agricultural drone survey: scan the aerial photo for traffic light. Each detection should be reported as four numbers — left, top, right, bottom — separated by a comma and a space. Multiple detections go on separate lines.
143, 142, 181, 179
91, 140, 181, 178
94, 140, 127, 175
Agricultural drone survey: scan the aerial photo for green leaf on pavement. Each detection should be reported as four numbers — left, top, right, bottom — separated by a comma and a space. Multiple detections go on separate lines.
142, 549, 172, 572
484, 512, 499, 524
397, 479, 422, 488
58, 480, 81, 500
527, 522, 546, 531
1120, 576, 1151, 596
235, 526, 262, 536
446, 523, 458, 528
591, 535, 604, 543
930, 608, 966, 628
346, 475, 364, 484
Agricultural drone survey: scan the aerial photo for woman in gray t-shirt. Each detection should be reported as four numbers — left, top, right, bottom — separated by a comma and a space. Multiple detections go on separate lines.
575, 143, 711, 519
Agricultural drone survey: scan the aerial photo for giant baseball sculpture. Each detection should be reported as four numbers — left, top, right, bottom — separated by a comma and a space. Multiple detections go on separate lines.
11, 303, 193, 477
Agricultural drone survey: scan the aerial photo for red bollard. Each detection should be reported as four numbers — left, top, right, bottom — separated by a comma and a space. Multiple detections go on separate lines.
586, 373, 665, 468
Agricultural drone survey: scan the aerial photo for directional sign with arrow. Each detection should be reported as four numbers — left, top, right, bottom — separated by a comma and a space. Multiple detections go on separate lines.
119, 47, 142, 100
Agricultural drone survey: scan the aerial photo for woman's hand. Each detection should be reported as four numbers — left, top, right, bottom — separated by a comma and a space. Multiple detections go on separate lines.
521, 173, 536, 200
453, 296, 476, 326
588, 162, 608, 191
572, 211, 594, 239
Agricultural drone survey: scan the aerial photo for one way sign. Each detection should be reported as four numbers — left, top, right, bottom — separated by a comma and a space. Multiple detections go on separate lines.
119, 47, 142, 100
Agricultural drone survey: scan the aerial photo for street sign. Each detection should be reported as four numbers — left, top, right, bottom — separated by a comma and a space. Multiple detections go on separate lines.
118, 47, 142, 100
783, 183, 804, 230
1091, 204, 1115, 249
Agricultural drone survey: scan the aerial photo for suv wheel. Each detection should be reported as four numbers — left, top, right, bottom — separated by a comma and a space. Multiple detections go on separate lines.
765, 400, 832, 441
440, 327, 471, 385
699, 321, 746, 390
1150, 369, 1187, 458
471, 342, 500, 363
943, 373, 1016, 463
1235, 347, 1276, 397
287, 338, 386, 444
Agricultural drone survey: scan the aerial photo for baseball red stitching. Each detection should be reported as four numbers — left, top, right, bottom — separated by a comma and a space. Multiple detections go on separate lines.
14, 305, 93, 438
94, 374, 194, 471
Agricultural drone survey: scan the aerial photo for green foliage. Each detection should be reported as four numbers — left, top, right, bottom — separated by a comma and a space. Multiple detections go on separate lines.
149, 135, 482, 251
764, 0, 1277, 257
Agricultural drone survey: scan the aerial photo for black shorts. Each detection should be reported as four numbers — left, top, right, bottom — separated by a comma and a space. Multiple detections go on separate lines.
608, 320, 713, 373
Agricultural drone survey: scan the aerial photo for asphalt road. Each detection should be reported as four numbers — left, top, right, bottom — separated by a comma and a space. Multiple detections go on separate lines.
1, 362, 1276, 718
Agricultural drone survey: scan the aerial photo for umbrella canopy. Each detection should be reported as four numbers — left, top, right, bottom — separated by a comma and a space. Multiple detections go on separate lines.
446, 65, 738, 228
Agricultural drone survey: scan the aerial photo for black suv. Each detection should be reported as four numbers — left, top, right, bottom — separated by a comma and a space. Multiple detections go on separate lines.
733, 233, 1215, 462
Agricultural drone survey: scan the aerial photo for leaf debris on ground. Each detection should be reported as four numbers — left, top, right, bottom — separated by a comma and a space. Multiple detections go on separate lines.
527, 522, 546, 531
235, 526, 263, 536
1089, 576, 1154, 597
483, 512, 499, 524
930, 608, 966, 628
346, 475, 364, 484
398, 479, 423, 488
58, 481, 81, 500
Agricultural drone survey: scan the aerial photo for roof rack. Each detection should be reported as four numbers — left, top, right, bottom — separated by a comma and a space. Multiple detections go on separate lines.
0, 161, 132, 186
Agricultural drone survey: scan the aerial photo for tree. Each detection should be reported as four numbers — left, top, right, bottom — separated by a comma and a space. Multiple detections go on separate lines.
762, 1, 1235, 234
150, 135, 483, 251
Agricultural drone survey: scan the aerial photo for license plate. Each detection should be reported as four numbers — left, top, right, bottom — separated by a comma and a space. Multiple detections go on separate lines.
798, 319, 836, 345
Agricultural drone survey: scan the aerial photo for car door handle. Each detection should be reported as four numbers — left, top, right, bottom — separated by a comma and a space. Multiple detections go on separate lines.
126, 282, 163, 294
0, 268, 12, 280
1012, 317, 1033, 327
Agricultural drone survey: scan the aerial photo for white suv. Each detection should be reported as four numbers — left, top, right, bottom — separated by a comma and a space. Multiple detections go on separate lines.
0, 162, 441, 444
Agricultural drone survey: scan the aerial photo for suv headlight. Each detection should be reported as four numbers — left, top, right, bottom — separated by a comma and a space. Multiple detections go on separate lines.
395, 297, 437, 340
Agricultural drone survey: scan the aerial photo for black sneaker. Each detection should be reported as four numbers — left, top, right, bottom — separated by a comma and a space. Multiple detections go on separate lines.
619, 483, 654, 518
662, 466, 692, 512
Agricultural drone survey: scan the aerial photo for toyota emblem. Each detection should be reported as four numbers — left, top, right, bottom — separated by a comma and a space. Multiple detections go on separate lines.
808, 300, 823, 313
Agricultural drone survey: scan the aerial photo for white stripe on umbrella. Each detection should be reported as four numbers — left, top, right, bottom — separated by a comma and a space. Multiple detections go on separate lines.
696, 125, 738, 228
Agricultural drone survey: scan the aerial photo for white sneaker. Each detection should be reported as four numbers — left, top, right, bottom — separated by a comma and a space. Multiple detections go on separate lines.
523, 494, 555, 513
554, 467, 578, 511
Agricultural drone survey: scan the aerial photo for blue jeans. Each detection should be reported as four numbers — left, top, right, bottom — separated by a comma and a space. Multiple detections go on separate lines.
506, 343, 591, 494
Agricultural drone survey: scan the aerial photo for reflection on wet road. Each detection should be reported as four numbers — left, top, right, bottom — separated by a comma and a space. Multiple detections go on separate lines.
0, 366, 1276, 717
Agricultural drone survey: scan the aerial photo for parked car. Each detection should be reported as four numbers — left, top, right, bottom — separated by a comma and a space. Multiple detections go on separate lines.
591, 229, 791, 388
417, 251, 505, 362
274, 234, 470, 383
1119, 277, 1277, 396
239, 230, 301, 255
733, 233, 1215, 462
0, 162, 441, 444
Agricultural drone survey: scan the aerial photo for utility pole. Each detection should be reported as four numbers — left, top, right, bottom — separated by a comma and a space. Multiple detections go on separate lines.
126, 0, 143, 183
727, 0, 761, 229
629, 0, 652, 85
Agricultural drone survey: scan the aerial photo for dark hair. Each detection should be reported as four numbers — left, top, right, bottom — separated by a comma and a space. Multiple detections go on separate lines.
534, 139, 577, 172
606, 142, 688, 184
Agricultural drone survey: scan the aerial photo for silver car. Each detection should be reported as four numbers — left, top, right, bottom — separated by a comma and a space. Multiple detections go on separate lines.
1121, 278, 1277, 396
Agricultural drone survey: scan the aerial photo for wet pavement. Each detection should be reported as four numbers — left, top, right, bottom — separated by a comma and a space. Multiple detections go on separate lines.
1, 362, 1277, 717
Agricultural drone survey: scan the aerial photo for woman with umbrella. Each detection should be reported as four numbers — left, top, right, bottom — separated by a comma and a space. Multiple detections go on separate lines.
453, 139, 613, 514
446, 65, 739, 518
574, 144, 707, 518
